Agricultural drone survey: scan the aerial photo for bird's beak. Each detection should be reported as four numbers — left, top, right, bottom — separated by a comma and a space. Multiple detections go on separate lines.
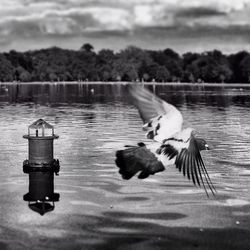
205, 144, 210, 150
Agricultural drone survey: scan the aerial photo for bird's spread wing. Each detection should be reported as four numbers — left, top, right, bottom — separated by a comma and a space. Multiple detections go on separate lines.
161, 134, 216, 196
128, 84, 183, 142
116, 143, 165, 180
115, 136, 215, 196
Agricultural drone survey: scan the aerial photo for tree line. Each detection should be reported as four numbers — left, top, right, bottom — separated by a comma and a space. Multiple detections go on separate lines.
1, 43, 250, 83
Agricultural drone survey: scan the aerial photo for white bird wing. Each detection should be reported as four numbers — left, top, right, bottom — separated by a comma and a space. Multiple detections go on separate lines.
128, 84, 183, 142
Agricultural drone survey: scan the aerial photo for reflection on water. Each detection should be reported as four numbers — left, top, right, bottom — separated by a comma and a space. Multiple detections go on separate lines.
1, 82, 250, 106
23, 171, 60, 216
0, 83, 250, 249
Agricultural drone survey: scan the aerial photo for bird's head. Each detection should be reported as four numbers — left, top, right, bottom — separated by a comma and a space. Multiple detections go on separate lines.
196, 138, 210, 151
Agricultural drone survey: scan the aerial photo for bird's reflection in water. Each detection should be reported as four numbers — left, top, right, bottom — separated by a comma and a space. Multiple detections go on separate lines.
23, 171, 60, 216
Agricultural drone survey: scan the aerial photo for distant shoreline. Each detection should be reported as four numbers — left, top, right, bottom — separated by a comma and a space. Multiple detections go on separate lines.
1, 81, 250, 88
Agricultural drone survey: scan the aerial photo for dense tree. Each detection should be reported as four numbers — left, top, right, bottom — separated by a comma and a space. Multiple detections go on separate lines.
0, 44, 248, 83
183, 50, 232, 83
155, 66, 170, 82
97, 49, 115, 81
238, 55, 250, 82
148, 48, 182, 81
80, 43, 94, 52
228, 51, 249, 83
0, 54, 15, 82
112, 46, 153, 81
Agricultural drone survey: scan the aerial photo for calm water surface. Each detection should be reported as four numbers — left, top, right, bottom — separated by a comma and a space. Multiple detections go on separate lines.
1, 83, 250, 249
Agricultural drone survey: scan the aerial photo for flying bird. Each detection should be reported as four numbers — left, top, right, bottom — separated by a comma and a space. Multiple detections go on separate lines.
115, 84, 216, 196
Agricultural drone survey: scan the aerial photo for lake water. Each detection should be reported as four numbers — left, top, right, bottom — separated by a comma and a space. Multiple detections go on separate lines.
1, 83, 250, 249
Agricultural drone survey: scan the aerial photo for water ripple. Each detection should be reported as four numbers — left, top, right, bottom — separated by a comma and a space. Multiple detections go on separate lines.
1, 84, 250, 249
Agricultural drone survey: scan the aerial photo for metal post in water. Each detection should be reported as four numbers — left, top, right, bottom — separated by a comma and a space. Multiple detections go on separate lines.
23, 119, 60, 215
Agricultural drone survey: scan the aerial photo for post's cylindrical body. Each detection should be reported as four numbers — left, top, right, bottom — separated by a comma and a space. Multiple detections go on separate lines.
28, 137, 54, 165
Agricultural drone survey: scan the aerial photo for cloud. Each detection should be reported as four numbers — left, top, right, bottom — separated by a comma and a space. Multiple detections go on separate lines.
0, 3, 132, 37
1, 0, 250, 33
176, 7, 226, 18
1, 0, 250, 52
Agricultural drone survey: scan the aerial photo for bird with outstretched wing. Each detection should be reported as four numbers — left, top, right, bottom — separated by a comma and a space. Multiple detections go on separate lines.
115, 84, 216, 196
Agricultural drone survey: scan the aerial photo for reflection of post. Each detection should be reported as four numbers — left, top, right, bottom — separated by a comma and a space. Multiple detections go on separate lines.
153, 83, 156, 94
23, 172, 60, 215
23, 119, 60, 215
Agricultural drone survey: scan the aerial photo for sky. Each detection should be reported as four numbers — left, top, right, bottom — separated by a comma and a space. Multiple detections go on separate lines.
1, 0, 250, 54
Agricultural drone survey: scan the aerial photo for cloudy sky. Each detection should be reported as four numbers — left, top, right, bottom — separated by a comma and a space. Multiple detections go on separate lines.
1, 0, 250, 54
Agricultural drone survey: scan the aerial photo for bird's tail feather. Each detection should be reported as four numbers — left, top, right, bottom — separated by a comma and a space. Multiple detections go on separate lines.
115, 144, 165, 180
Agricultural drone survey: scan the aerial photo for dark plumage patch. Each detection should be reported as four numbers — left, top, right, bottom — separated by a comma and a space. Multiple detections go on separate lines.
163, 137, 184, 143
147, 121, 152, 127
159, 144, 178, 159
137, 142, 146, 147
155, 123, 160, 135
138, 171, 150, 179
146, 131, 154, 139
157, 115, 162, 120
115, 145, 165, 180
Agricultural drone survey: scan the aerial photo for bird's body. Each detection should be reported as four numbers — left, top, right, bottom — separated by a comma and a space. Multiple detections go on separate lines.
115, 84, 216, 196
